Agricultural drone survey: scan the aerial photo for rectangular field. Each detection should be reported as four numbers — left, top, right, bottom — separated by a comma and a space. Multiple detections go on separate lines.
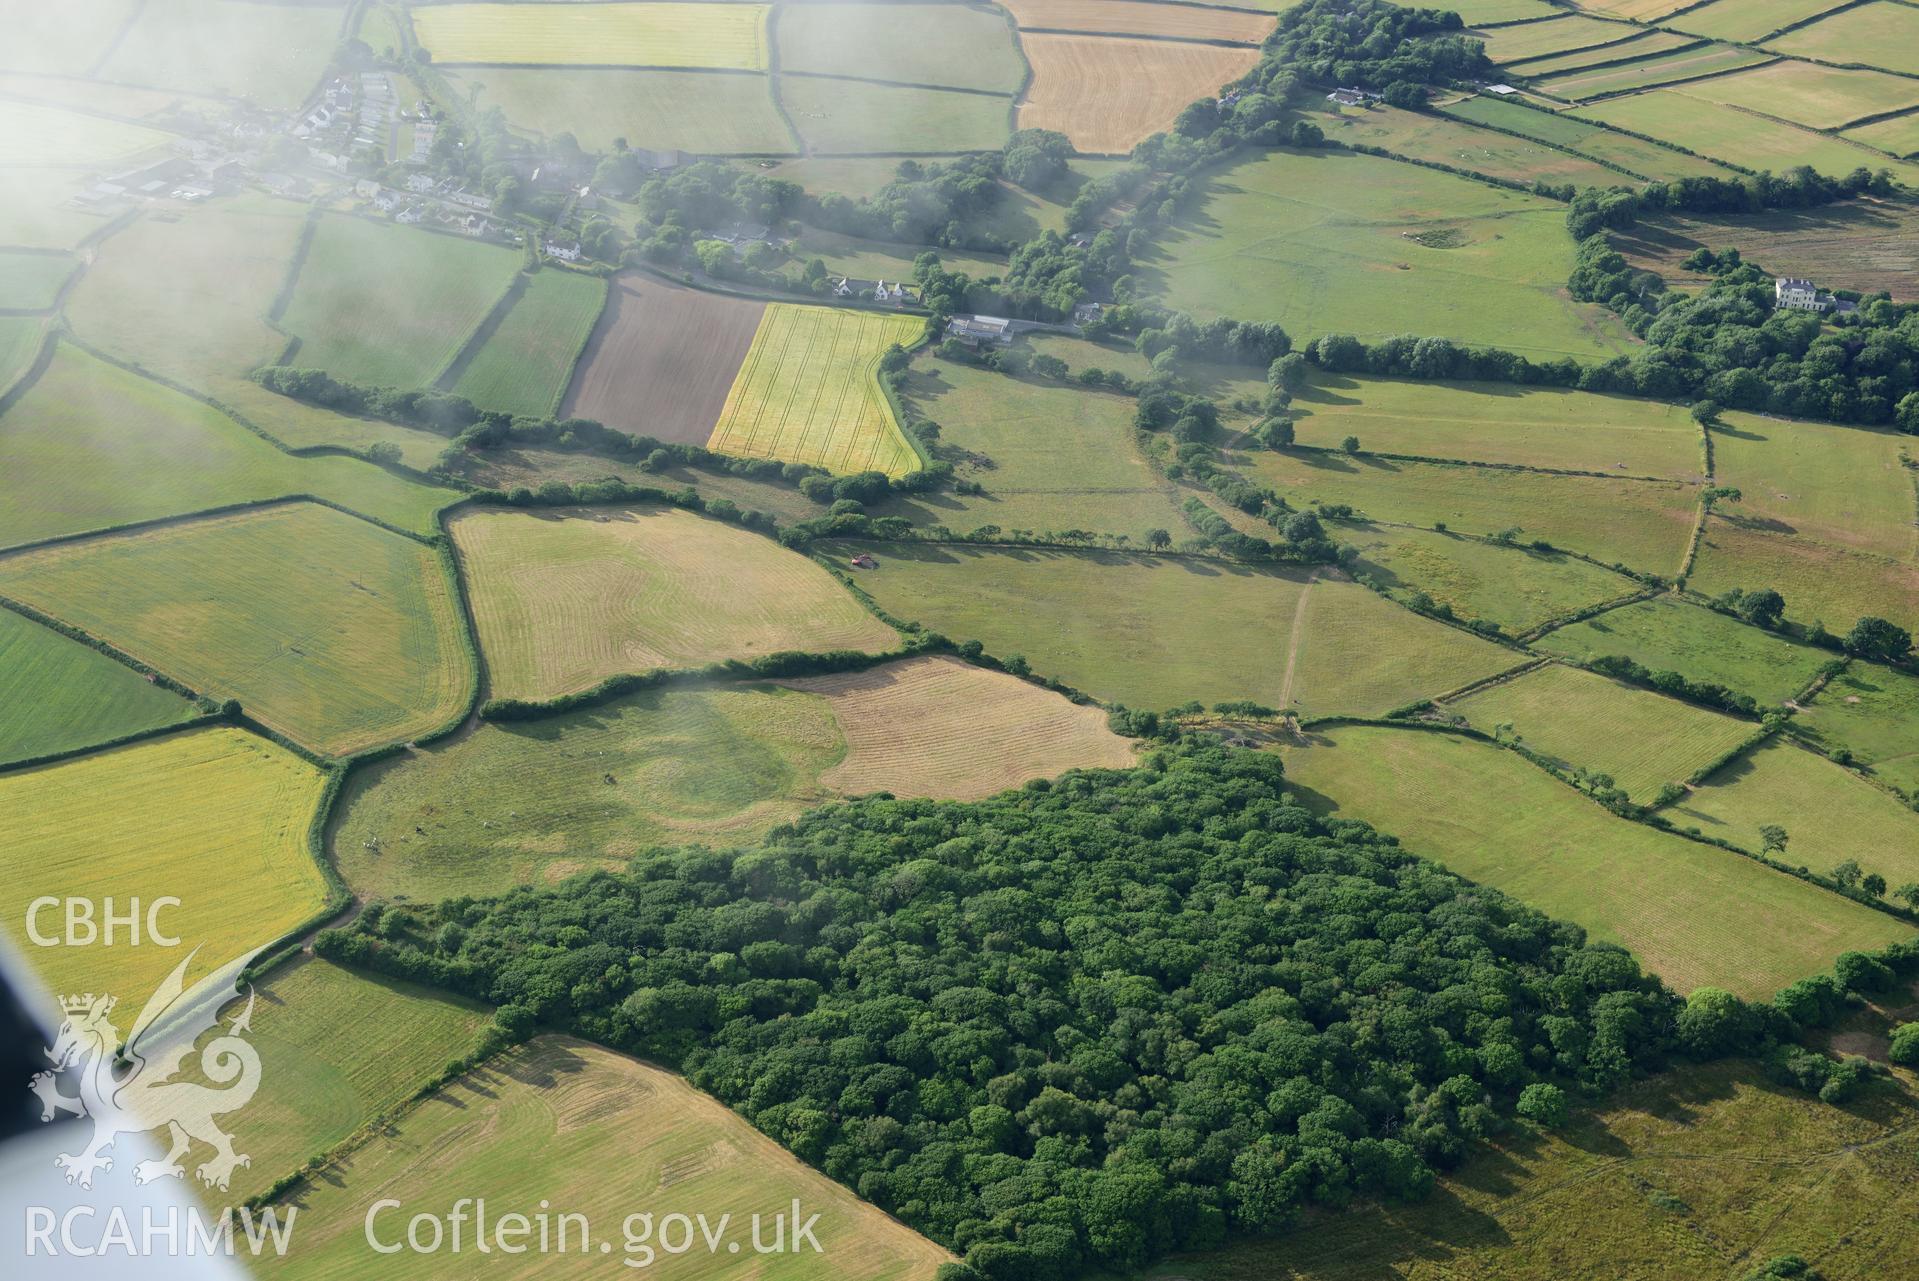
98, 0, 345, 110
783, 77, 1013, 154
0, 317, 42, 397
1443, 94, 1735, 179
443, 67, 794, 153
0, 0, 140, 75
1339, 524, 1639, 635
0, 605, 196, 767
1767, 3, 1919, 77
1574, 90, 1919, 183
1688, 514, 1919, 635
707, 303, 924, 476
1609, 199, 1919, 300
1451, 0, 1561, 18
282, 214, 523, 389
409, 2, 768, 70
1307, 101, 1623, 189
1535, 45, 1773, 102
1847, 111, 1919, 159
0, 99, 171, 165
1795, 663, 1919, 796
1570, 0, 1703, 17
449, 270, 606, 419
0, 727, 330, 1003
1016, 33, 1259, 155
1475, 15, 1639, 63
1446, 661, 1756, 801
0, 504, 475, 757
1001, 0, 1273, 42
1708, 414, 1917, 562
1671, 0, 1852, 43
1682, 60, 1919, 131
1532, 595, 1834, 704
562, 273, 765, 444
1507, 29, 1699, 77
780, 2, 1026, 92
1277, 724, 1909, 998
0, 250, 76, 309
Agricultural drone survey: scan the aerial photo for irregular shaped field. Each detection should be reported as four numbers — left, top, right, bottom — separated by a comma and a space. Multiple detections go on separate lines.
782, 654, 1137, 798
1672, 0, 1852, 43
0, 727, 330, 1002
1575, 91, 1919, 184
1848, 111, 1919, 159
0, 250, 76, 309
410, 2, 768, 69
334, 682, 845, 901
1308, 101, 1622, 190
255, 1036, 954, 1281
0, 98, 171, 165
1682, 59, 1919, 132
1609, 198, 1919, 301
1339, 525, 1637, 634
444, 67, 794, 153
99, 0, 344, 109
282, 213, 523, 388
452, 506, 897, 702
0, 344, 457, 545
1535, 45, 1772, 103
0, 169, 116, 249
0, 504, 475, 756
1796, 662, 1919, 795
0, 0, 140, 75
1533, 596, 1833, 705
0, 317, 42, 395
449, 269, 606, 419
1767, 2, 1919, 77
783, 76, 1013, 153
707, 303, 924, 476
1688, 514, 1919, 634
1017, 34, 1259, 155
1708, 414, 1917, 562
1277, 724, 1909, 998
0, 605, 196, 767
1508, 29, 1698, 78
1476, 15, 1636, 63
1443, 95, 1735, 180
1001, 0, 1273, 43
1446, 662, 1755, 801
780, 2, 1026, 92
1662, 739, 1919, 886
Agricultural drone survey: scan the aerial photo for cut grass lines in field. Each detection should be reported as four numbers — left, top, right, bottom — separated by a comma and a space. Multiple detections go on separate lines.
0, 344, 457, 544
1683, 60, 1919, 132
1000, 0, 1273, 43
282, 214, 523, 389
98, 0, 344, 110
1688, 513, 1919, 633
1766, 2, 1919, 78
1535, 44, 1773, 102
0, 606, 197, 767
1533, 595, 1833, 705
410, 2, 768, 70
0, 504, 474, 757
1016, 33, 1259, 155
443, 67, 793, 154
256, 1036, 954, 1281
708, 303, 923, 476
449, 270, 606, 419
0, 99, 171, 166
1339, 524, 1638, 635
0, 727, 329, 1002
1475, 15, 1638, 64
1446, 662, 1755, 801
781, 654, 1138, 798
1277, 725, 1909, 998
1662, 739, 1919, 885
780, 2, 1026, 93
1442, 95, 1735, 179
1708, 414, 1917, 562
1575, 90, 1919, 182
452, 506, 896, 702
782, 76, 1013, 153
1307, 101, 1623, 189
1796, 662, 1919, 795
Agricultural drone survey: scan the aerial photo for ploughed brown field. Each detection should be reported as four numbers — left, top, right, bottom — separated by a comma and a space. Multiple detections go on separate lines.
559, 272, 764, 443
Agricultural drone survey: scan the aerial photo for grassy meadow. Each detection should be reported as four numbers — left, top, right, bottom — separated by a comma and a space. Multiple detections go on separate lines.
1308, 101, 1622, 190
1475, 14, 1635, 63
1768, 2, 1919, 77
1688, 514, 1919, 634
1668, 0, 1844, 42
1534, 596, 1833, 704
0, 168, 121, 249
449, 270, 606, 419
1534, 44, 1771, 102
1277, 724, 1910, 998
1709, 414, 1917, 562
0, 504, 475, 757
782, 76, 1014, 154
1442, 94, 1734, 179
0, 605, 197, 767
0, 250, 75, 309
1849, 111, 1919, 158
707, 304, 924, 476
0, 0, 140, 75
1684, 59, 1919, 132
0, 99, 170, 166
0, 317, 43, 395
778, 3, 1024, 92
1575, 91, 1919, 185
410, 2, 768, 69
0, 727, 330, 1002
1143, 148, 1635, 359
443, 67, 794, 154
1795, 662, 1919, 795
1508, 29, 1697, 78
1339, 524, 1638, 634
97, 0, 344, 109
452, 506, 897, 702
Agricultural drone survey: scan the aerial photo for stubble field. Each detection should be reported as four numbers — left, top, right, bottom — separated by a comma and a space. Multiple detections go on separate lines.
1016, 34, 1260, 155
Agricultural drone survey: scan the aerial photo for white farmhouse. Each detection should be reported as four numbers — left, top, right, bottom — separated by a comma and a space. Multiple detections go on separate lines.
1774, 277, 1827, 312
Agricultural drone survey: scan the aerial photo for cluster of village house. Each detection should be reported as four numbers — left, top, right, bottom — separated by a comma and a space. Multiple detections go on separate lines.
294, 73, 418, 170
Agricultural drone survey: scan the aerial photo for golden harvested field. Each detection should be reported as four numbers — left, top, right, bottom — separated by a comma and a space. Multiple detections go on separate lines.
780, 654, 1138, 799
0, 727, 330, 1003
0, 504, 475, 757
1682, 59, 1919, 131
409, 2, 769, 70
707, 303, 924, 477
1000, 0, 1273, 42
259, 1036, 953, 1281
451, 505, 897, 702
1017, 34, 1260, 155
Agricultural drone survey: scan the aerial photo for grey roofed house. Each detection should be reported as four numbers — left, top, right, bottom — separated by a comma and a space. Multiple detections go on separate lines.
947, 315, 1013, 346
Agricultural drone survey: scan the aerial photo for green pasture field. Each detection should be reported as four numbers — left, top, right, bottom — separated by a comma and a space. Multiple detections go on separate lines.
761, 156, 917, 199
0, 727, 330, 1002
1276, 724, 1908, 998
449, 446, 824, 527
1532, 595, 1833, 704
0, 605, 196, 767
880, 361, 1189, 542
442, 67, 794, 154
1688, 513, 1919, 634
785, 228, 1008, 283
1575, 90, 1919, 183
355, 0, 405, 57
0, 251, 74, 309
1795, 662, 1919, 795
1663, 739, 1919, 886
1671, 0, 1850, 42
1448, 0, 1561, 19
0, 344, 456, 546
1572, 0, 1707, 17
0, 0, 139, 75
450, 270, 606, 419
1709, 414, 1916, 562
0, 504, 475, 757
1508, 31, 1703, 78
1142, 148, 1635, 360
1847, 111, 1919, 158
1441, 95, 1734, 179
282, 214, 523, 389
1684, 59, 1919, 130
411, 2, 767, 69
0, 318, 42, 395
1287, 373, 1705, 478
836, 542, 1517, 714
451, 506, 897, 702
98, 0, 345, 110
257, 1036, 954, 1281
1237, 451, 1700, 573
1446, 661, 1756, 801
1339, 524, 1638, 635
1306, 101, 1622, 189
778, 2, 1024, 93
1475, 14, 1638, 63
780, 76, 1013, 154
1023, 333, 1156, 383
192, 957, 491, 1201
335, 683, 844, 901
1609, 198, 1919, 300
1534, 44, 1772, 102
0, 99, 171, 166
706, 303, 925, 476
1148, 1058, 1919, 1280
1768, 2, 1919, 77
0, 168, 118, 249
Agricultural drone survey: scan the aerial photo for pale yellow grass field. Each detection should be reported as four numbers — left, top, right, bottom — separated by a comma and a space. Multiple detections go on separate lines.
1001, 0, 1272, 42
0, 99, 172, 165
410, 2, 768, 70
781, 654, 1138, 799
452, 505, 898, 702
1017, 34, 1259, 154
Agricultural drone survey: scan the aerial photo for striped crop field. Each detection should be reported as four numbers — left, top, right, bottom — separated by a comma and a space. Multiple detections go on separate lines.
0, 727, 330, 1002
707, 303, 924, 477
0, 503, 475, 757
450, 269, 607, 419
409, 2, 769, 70
0, 605, 197, 767
451, 505, 898, 702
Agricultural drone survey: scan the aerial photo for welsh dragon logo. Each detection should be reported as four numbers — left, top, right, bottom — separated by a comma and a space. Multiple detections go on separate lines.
28, 950, 263, 1192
